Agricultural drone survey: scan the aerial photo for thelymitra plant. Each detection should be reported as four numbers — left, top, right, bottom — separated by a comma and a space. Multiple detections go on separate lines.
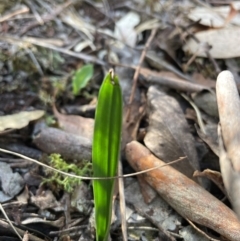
92, 69, 123, 241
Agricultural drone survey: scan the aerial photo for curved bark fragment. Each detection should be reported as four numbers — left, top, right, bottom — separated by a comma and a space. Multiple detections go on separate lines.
216, 70, 240, 219
126, 141, 240, 241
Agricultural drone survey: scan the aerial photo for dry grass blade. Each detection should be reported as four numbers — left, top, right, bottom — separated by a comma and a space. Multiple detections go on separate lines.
0, 219, 44, 241
181, 93, 206, 134
0, 6, 29, 22
0, 203, 22, 240
0, 148, 185, 181
118, 161, 127, 241
0, 35, 105, 65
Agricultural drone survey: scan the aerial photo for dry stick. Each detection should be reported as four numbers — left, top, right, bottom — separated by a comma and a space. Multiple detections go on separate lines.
186, 218, 220, 241
24, 48, 44, 76
0, 148, 185, 180
20, 0, 73, 35
0, 6, 29, 23
0, 35, 105, 66
125, 28, 157, 122
118, 161, 127, 241
24, 0, 44, 24
0, 219, 44, 241
22, 231, 29, 241
181, 93, 206, 134
185, 28, 221, 74
0, 203, 22, 240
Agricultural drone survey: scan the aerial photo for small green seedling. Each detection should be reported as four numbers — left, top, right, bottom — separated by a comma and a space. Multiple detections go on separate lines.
72, 64, 94, 95
92, 69, 123, 241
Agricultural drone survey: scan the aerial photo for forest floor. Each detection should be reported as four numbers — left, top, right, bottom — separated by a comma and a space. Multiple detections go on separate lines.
0, 0, 240, 241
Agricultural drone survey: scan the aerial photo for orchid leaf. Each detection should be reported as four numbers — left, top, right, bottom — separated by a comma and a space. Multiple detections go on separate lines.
92, 69, 122, 241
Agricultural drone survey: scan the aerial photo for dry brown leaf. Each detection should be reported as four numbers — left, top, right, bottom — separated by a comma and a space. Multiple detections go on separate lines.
126, 141, 240, 241
188, 5, 240, 28
184, 27, 240, 59
193, 169, 225, 195
144, 86, 200, 180
191, 73, 216, 89
0, 110, 44, 132
53, 106, 94, 140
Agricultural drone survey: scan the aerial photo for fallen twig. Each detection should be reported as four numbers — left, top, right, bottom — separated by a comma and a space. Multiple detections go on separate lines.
126, 28, 157, 122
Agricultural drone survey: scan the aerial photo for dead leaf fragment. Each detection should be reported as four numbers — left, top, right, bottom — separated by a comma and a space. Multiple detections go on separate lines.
144, 86, 199, 180
114, 12, 140, 47
193, 169, 225, 195
53, 106, 94, 140
125, 179, 180, 241
0, 163, 24, 202
184, 27, 240, 58
0, 110, 44, 132
30, 189, 60, 210
188, 6, 240, 28
126, 141, 240, 241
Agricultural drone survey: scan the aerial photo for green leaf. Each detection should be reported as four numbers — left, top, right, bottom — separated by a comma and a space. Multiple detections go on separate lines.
72, 64, 94, 95
92, 69, 122, 241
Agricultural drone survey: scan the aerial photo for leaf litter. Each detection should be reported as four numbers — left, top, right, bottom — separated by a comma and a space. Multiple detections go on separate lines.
1, 0, 240, 241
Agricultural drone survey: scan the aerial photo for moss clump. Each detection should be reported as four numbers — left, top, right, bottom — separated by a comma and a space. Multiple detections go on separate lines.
43, 153, 92, 193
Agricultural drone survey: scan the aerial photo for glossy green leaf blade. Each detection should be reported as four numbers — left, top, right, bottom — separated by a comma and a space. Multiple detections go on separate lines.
72, 64, 93, 95
92, 70, 122, 241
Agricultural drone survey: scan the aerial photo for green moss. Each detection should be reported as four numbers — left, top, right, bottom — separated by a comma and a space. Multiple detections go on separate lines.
42, 153, 92, 193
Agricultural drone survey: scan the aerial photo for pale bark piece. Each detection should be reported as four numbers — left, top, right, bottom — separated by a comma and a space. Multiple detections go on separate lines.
53, 105, 94, 140
125, 141, 240, 241
33, 127, 92, 161
216, 71, 240, 171
216, 70, 240, 219
144, 86, 199, 179
218, 125, 240, 220
184, 27, 240, 59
